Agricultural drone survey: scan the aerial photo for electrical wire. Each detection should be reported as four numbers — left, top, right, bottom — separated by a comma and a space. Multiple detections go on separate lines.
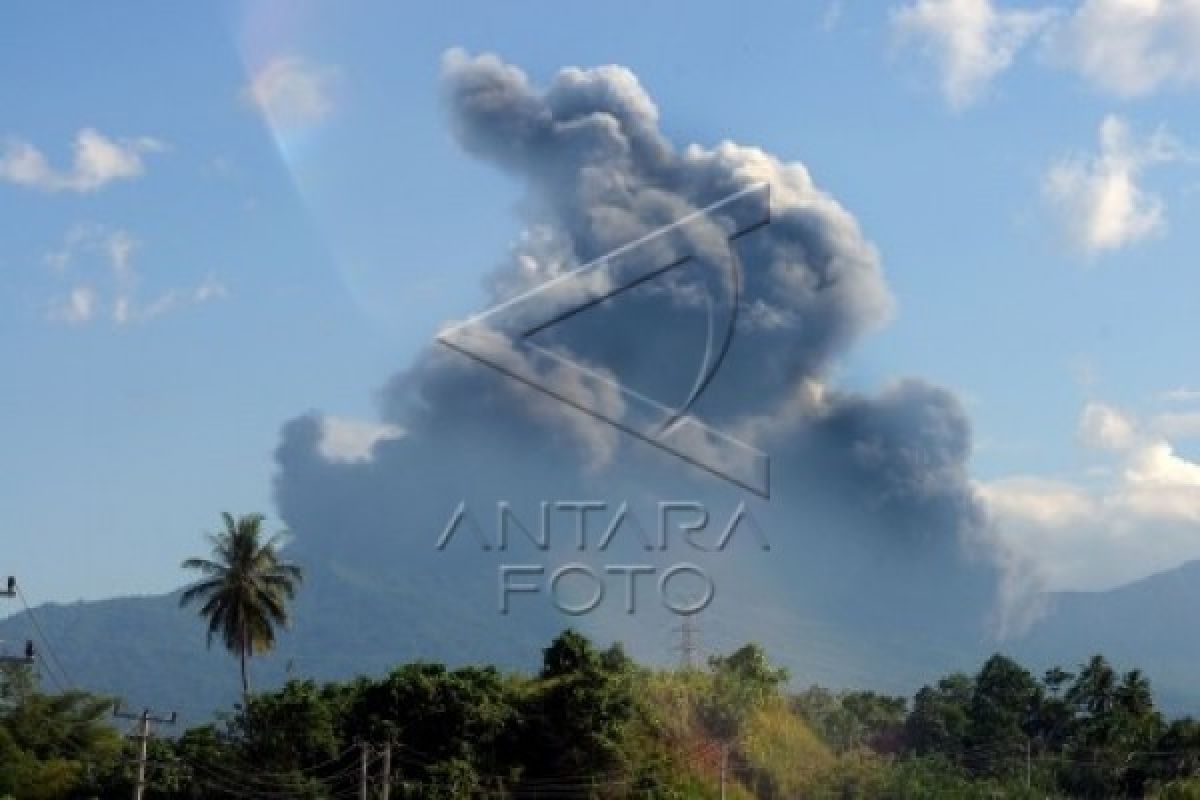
15, 581, 75, 690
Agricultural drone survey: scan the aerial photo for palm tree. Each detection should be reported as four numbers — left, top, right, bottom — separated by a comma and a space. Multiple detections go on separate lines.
1068, 654, 1118, 715
179, 513, 303, 702
1116, 669, 1154, 716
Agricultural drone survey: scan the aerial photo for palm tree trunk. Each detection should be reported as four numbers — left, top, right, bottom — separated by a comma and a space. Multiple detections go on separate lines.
240, 622, 249, 705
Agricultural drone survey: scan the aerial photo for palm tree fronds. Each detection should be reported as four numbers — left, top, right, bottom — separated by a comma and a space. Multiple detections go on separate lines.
179, 512, 303, 699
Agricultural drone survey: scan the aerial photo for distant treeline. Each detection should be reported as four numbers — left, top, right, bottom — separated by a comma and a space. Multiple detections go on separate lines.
4, 633, 1200, 798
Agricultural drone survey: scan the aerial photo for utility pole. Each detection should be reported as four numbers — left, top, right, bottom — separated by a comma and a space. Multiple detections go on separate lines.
0, 639, 35, 666
359, 740, 370, 800
1025, 737, 1032, 790
379, 741, 392, 800
719, 742, 728, 800
0, 578, 34, 667
114, 704, 176, 800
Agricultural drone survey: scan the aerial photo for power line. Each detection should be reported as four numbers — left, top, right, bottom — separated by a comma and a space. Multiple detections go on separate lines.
182, 743, 380, 798
188, 743, 360, 780
182, 754, 369, 797
14, 579, 75, 690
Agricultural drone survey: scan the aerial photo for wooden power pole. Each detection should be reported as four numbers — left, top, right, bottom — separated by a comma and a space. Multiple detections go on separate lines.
114, 704, 177, 800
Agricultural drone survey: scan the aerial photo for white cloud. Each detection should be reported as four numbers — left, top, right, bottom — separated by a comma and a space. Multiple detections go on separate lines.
1125, 438, 1200, 487
1048, 0, 1200, 97
242, 56, 339, 130
892, 0, 1200, 106
1042, 114, 1183, 254
106, 229, 138, 278
317, 416, 405, 463
1079, 401, 1137, 449
1153, 412, 1200, 439
893, 0, 1057, 108
1161, 387, 1200, 403
139, 275, 229, 322
43, 225, 226, 326
48, 286, 98, 325
983, 402, 1200, 596
0, 129, 164, 193
45, 224, 96, 272
44, 224, 138, 280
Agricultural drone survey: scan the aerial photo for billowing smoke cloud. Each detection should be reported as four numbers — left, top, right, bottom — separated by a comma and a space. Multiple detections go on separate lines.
272, 50, 1005, 689
435, 49, 892, 429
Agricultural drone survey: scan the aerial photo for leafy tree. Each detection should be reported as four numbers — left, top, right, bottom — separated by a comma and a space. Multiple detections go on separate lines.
345, 662, 517, 791
965, 654, 1040, 777
179, 512, 303, 701
1149, 718, 1200, 787
704, 644, 788, 740
523, 630, 636, 783
168, 725, 231, 800
1, 687, 118, 765
794, 687, 906, 753
540, 629, 602, 679
228, 680, 342, 778
905, 673, 972, 757
0, 666, 122, 800
1059, 656, 1164, 797
1031, 665, 1076, 752
841, 691, 907, 753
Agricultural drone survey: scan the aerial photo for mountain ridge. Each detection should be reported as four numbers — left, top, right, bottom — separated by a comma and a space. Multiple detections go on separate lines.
4, 556, 1200, 723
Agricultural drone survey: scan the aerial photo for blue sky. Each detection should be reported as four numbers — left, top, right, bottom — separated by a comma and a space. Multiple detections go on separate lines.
4, 0, 1200, 607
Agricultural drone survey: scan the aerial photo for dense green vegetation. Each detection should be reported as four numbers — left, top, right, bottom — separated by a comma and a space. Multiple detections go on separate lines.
6, 634, 1200, 798
8, 521, 1200, 798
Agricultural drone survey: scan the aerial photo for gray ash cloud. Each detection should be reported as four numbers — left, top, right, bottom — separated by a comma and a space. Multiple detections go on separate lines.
271, 50, 1005, 669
